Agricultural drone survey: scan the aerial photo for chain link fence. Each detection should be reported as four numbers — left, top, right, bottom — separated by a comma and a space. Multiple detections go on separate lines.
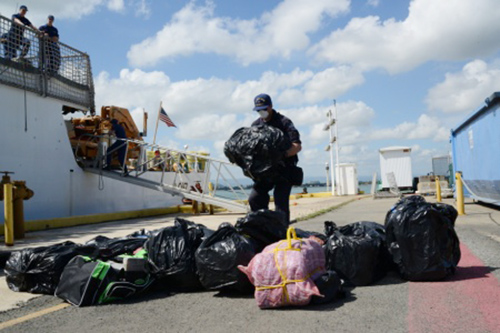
0, 14, 95, 113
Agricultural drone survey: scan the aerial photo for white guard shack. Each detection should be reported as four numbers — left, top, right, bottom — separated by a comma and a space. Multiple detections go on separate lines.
379, 146, 413, 190
335, 163, 358, 195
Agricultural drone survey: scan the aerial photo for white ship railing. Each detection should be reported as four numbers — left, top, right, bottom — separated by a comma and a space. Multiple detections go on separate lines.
74, 134, 250, 213
0, 14, 94, 112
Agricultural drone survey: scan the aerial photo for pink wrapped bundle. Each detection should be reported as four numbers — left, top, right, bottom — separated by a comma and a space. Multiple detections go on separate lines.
238, 228, 326, 308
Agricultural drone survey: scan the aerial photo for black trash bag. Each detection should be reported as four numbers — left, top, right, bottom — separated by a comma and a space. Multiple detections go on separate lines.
5, 241, 81, 294
224, 125, 291, 182
145, 217, 213, 291
310, 270, 345, 305
79, 234, 148, 260
384, 195, 461, 281
195, 224, 257, 293
295, 228, 328, 243
0, 250, 11, 270
235, 209, 288, 251
324, 221, 389, 286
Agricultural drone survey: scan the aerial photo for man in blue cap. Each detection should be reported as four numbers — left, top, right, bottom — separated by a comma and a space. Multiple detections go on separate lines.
249, 93, 302, 224
2, 5, 40, 60
39, 15, 60, 74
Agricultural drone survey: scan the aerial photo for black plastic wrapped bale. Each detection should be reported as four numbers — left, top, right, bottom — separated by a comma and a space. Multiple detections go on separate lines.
5, 241, 81, 294
310, 270, 345, 305
324, 221, 389, 286
145, 217, 213, 291
384, 195, 461, 281
79, 233, 149, 260
295, 228, 328, 243
224, 125, 291, 182
235, 209, 288, 251
0, 250, 11, 270
195, 224, 258, 293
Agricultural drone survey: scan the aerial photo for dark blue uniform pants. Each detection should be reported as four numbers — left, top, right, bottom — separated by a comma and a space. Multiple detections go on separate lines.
249, 179, 292, 224
106, 141, 128, 172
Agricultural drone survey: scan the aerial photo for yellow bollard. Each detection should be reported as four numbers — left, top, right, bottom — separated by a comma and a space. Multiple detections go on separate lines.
455, 172, 465, 215
4, 183, 14, 246
435, 176, 442, 202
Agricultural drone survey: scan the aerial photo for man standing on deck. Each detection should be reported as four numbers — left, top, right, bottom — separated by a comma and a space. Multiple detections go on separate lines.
2, 5, 40, 60
248, 93, 302, 224
39, 15, 60, 75
106, 119, 129, 174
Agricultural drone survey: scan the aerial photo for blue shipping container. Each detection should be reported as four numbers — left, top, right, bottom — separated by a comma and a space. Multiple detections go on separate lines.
450, 92, 500, 205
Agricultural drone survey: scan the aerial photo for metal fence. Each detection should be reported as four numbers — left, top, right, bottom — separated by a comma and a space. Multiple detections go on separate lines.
0, 14, 95, 112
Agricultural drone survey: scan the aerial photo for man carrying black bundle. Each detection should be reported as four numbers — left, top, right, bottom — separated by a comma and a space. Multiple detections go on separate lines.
248, 93, 302, 224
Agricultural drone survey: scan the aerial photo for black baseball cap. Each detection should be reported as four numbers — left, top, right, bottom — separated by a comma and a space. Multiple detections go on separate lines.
20, 5, 28, 11
48, 15, 54, 20
253, 93, 272, 111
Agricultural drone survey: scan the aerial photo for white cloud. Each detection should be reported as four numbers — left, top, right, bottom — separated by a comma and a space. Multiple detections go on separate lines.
0, 0, 150, 22
366, 0, 380, 7
107, 0, 125, 12
370, 114, 449, 142
0, 0, 104, 22
127, 0, 350, 67
426, 59, 500, 115
303, 66, 365, 103
311, 0, 500, 73
135, 0, 151, 18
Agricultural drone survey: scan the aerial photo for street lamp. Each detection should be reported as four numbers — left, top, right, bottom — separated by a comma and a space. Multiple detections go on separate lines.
324, 107, 336, 195
325, 162, 330, 193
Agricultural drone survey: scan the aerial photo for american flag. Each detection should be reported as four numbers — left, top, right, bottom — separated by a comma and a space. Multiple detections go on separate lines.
159, 107, 177, 127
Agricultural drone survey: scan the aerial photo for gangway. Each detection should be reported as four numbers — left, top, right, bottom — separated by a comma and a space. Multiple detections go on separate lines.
75, 135, 250, 213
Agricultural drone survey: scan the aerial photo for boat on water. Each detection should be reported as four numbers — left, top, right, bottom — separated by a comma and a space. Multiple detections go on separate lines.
0, 14, 245, 228
450, 91, 500, 206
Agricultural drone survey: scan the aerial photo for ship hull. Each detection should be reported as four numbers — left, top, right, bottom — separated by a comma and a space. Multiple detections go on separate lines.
0, 85, 194, 223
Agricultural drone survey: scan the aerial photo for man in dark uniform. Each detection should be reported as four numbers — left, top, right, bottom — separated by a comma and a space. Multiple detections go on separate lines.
106, 119, 128, 174
248, 93, 302, 224
39, 15, 60, 74
2, 5, 39, 60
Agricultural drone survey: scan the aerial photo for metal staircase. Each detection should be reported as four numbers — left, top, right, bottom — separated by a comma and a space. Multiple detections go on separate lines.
75, 135, 250, 213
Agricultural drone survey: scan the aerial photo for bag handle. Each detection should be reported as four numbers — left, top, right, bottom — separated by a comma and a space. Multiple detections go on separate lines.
286, 227, 299, 248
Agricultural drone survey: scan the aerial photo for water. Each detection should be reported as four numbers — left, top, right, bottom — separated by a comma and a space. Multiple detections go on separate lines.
292, 183, 373, 195
215, 183, 373, 200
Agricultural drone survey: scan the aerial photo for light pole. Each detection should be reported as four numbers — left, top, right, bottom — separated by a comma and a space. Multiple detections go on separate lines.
333, 100, 342, 196
325, 162, 330, 193
324, 102, 337, 196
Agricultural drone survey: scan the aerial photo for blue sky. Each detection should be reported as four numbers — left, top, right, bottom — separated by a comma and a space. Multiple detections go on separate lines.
2, 0, 500, 181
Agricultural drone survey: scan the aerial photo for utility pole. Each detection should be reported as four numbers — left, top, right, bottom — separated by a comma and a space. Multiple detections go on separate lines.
324, 103, 336, 196
325, 162, 330, 192
333, 100, 342, 195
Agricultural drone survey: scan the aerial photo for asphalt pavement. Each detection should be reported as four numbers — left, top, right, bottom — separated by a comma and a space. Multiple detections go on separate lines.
1, 195, 500, 333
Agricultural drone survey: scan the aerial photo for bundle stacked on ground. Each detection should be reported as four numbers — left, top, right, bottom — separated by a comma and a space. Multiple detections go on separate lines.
323, 221, 390, 286
195, 223, 257, 293
384, 195, 461, 281
238, 227, 327, 308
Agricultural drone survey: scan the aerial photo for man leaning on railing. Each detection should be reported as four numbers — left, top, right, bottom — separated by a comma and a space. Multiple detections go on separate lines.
39, 14, 60, 75
1, 5, 40, 61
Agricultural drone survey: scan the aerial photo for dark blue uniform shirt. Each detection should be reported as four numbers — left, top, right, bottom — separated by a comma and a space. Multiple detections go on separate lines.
112, 122, 127, 139
10, 14, 31, 37
39, 24, 59, 38
252, 110, 301, 165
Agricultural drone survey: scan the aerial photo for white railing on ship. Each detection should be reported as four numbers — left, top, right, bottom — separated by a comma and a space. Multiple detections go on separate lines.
73, 134, 250, 204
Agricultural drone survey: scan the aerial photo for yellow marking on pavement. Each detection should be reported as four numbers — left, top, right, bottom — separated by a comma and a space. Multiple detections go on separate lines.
0, 303, 70, 330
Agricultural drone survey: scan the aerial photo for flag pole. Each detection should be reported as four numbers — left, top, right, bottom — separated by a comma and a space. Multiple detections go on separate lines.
152, 101, 162, 150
